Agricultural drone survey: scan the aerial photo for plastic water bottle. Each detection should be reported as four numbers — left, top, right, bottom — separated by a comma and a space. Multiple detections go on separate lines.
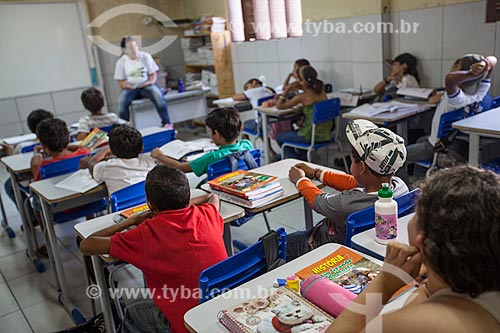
177, 78, 185, 93
374, 183, 398, 244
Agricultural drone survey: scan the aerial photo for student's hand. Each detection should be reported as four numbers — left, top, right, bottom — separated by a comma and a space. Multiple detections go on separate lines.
470, 61, 487, 76
289, 166, 306, 184
129, 210, 154, 226
382, 242, 422, 288
294, 163, 315, 179
0, 143, 14, 156
79, 155, 91, 169
150, 148, 164, 159
30, 154, 43, 169
34, 145, 44, 153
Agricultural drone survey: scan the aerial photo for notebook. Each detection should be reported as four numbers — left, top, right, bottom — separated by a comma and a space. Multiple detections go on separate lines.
54, 169, 103, 193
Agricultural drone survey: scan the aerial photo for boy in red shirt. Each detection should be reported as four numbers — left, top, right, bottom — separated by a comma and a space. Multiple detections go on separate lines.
80, 165, 228, 333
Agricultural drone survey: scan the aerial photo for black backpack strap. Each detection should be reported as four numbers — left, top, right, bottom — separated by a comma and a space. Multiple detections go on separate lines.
259, 230, 285, 271
227, 150, 258, 171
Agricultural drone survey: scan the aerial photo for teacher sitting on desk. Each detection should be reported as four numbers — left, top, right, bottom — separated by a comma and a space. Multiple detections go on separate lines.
114, 36, 172, 128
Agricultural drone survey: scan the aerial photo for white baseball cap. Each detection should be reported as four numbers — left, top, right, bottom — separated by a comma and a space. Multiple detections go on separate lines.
346, 119, 407, 175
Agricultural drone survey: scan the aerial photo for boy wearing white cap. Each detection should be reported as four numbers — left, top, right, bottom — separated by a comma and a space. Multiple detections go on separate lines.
286, 119, 409, 261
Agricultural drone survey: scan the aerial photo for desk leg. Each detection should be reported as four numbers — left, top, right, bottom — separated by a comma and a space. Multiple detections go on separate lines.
91, 255, 116, 333
396, 121, 409, 144
38, 195, 85, 324
303, 198, 314, 230
223, 224, 234, 256
469, 134, 480, 167
262, 113, 270, 165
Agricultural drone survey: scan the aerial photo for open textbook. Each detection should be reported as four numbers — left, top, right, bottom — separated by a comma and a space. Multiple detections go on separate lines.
55, 169, 103, 193
3, 133, 37, 145
349, 100, 420, 117
397, 87, 433, 99
159, 139, 217, 161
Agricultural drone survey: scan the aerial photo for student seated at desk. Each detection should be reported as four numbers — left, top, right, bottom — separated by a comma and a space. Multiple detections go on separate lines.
80, 165, 228, 333
327, 166, 500, 333
373, 53, 420, 97
275, 65, 329, 161
151, 107, 252, 177
79, 125, 156, 196
405, 54, 497, 177
76, 87, 125, 140
286, 120, 408, 261
233, 78, 275, 132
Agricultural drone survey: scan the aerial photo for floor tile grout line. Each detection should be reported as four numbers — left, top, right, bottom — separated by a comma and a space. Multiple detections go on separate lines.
1, 268, 36, 332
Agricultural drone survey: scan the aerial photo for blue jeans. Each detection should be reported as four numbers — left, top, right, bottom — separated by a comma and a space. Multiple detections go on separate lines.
121, 299, 171, 333
118, 85, 170, 125
276, 131, 310, 161
286, 229, 313, 262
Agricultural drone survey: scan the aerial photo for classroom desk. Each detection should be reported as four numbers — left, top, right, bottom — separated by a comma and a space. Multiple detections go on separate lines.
452, 107, 500, 166
202, 159, 344, 231
74, 189, 245, 333
130, 89, 209, 129
30, 174, 108, 323
213, 97, 246, 107
342, 100, 435, 143
184, 243, 413, 333
254, 106, 301, 165
350, 213, 413, 261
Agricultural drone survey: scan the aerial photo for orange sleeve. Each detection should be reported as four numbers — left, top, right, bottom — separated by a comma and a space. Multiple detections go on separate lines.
297, 179, 323, 208
322, 171, 357, 191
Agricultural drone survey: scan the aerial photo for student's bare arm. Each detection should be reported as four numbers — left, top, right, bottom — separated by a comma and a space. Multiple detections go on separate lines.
150, 148, 193, 172
140, 72, 156, 87
233, 93, 247, 101
76, 132, 89, 141
117, 80, 133, 90
80, 211, 153, 255
485, 56, 497, 79
190, 193, 220, 212
80, 147, 112, 175
276, 92, 304, 110
445, 60, 489, 95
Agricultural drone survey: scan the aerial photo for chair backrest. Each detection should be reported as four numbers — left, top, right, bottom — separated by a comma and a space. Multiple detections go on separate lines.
142, 129, 176, 153
436, 108, 465, 140
109, 180, 146, 213
39, 153, 90, 180
99, 125, 114, 133
199, 227, 287, 303
492, 96, 500, 109
480, 93, 493, 112
257, 95, 274, 106
20, 142, 39, 153
312, 98, 341, 125
206, 149, 262, 181
344, 188, 421, 247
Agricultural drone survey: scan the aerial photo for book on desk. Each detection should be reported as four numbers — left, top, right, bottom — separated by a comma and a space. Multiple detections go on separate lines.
159, 139, 217, 161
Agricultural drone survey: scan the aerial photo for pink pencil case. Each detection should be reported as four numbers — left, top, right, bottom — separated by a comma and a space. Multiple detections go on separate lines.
300, 274, 356, 317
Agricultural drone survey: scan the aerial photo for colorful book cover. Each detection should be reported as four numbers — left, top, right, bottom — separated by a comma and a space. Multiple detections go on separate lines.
208, 170, 279, 197
296, 246, 381, 295
81, 128, 107, 150
212, 188, 284, 208
120, 203, 149, 218
218, 286, 333, 333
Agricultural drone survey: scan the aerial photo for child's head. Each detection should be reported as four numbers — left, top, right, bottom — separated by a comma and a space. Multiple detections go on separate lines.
27, 109, 53, 133
145, 165, 190, 212
297, 66, 324, 94
81, 88, 105, 114
293, 58, 310, 78
389, 53, 419, 83
243, 78, 263, 91
346, 119, 406, 183
108, 125, 143, 158
410, 166, 500, 297
451, 54, 487, 94
36, 118, 69, 153
205, 107, 242, 145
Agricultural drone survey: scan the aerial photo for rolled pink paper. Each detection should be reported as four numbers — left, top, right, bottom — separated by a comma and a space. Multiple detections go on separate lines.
285, 0, 303, 37
227, 0, 245, 42
300, 274, 357, 317
252, 0, 271, 40
269, 0, 287, 39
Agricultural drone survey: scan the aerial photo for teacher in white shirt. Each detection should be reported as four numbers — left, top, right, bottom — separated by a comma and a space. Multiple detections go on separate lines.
114, 36, 171, 128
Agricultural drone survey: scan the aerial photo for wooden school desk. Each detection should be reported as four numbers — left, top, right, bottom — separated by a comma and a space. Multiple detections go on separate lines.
74, 189, 245, 333
202, 158, 345, 231
184, 243, 411, 333
452, 107, 500, 166
342, 99, 435, 143
350, 213, 413, 261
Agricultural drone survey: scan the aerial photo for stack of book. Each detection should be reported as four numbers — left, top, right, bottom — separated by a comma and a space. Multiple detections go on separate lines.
207, 170, 284, 208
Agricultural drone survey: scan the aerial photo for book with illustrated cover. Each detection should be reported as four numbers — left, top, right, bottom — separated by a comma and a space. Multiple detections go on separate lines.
217, 286, 333, 333
120, 203, 149, 218
208, 170, 279, 197
296, 246, 381, 295
80, 128, 108, 150
159, 139, 217, 160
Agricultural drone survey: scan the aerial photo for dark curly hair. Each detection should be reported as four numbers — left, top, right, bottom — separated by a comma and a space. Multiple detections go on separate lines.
416, 166, 500, 297
81, 87, 105, 114
145, 165, 190, 211
36, 118, 69, 153
298, 66, 324, 95
205, 107, 242, 142
27, 109, 53, 133
108, 125, 143, 158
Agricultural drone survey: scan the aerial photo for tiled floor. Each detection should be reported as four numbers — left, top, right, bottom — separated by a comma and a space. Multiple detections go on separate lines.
0, 126, 342, 332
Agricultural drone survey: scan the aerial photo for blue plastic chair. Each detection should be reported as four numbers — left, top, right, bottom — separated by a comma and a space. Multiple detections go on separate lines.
491, 96, 500, 109
241, 95, 275, 146
20, 142, 39, 153
109, 180, 146, 213
281, 98, 347, 169
345, 189, 421, 256
415, 108, 466, 172
99, 125, 114, 133
207, 149, 262, 181
142, 129, 176, 153
199, 227, 286, 303
480, 93, 493, 112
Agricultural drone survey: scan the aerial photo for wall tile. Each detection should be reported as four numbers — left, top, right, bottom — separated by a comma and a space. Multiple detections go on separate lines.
351, 15, 383, 62
353, 62, 383, 89
277, 37, 303, 62
15, 94, 55, 121
330, 62, 354, 90
302, 29, 330, 62
441, 59, 456, 82
57, 111, 87, 125
238, 63, 260, 84
232, 63, 243, 93
389, 12, 400, 59
52, 88, 86, 115
443, 1, 495, 60
328, 18, 353, 62
278, 63, 294, 86
255, 40, 279, 63
399, 7, 443, 60
314, 62, 331, 85
237, 41, 258, 63
231, 43, 240, 63
258, 63, 281, 88
419, 60, 443, 88
0, 122, 23, 137
0, 99, 21, 124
